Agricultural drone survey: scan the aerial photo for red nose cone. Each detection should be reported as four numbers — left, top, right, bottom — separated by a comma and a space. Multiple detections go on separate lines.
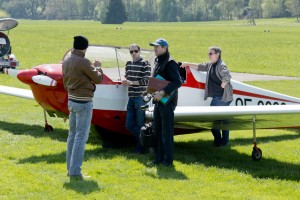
17, 69, 38, 85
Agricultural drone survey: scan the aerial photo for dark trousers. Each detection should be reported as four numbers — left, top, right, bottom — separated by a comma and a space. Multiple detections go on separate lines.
125, 97, 145, 151
153, 102, 176, 165
210, 97, 232, 146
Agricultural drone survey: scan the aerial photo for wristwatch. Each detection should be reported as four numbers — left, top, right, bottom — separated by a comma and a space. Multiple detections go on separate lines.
159, 90, 165, 96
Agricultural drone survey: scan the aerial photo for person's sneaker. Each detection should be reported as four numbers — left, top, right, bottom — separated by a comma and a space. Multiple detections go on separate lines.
148, 147, 155, 155
147, 161, 160, 167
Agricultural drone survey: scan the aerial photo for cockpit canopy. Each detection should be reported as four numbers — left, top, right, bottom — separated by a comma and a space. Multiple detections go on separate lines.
0, 18, 18, 57
0, 32, 10, 57
63, 45, 156, 82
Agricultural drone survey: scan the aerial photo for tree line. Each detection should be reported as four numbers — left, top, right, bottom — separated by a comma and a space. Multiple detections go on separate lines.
0, 0, 299, 23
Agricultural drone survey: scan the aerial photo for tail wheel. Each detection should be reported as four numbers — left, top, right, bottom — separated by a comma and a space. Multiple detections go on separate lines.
44, 124, 54, 132
252, 147, 262, 161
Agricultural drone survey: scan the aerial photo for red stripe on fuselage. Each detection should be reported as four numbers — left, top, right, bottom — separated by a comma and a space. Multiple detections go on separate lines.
184, 66, 300, 104
184, 67, 205, 89
233, 89, 300, 104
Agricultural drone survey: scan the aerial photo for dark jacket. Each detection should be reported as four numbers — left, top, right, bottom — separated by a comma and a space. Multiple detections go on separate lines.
153, 51, 182, 105
62, 50, 102, 102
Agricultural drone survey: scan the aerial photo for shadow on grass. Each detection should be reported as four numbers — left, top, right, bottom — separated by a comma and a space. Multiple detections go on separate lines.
230, 132, 300, 145
174, 134, 300, 181
0, 120, 102, 145
9, 120, 300, 181
156, 165, 188, 180
18, 133, 300, 181
63, 179, 100, 194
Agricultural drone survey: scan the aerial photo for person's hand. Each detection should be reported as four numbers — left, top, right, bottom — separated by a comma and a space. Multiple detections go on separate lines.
180, 62, 188, 68
122, 80, 132, 86
93, 58, 101, 68
221, 82, 227, 88
97, 68, 103, 74
153, 91, 163, 101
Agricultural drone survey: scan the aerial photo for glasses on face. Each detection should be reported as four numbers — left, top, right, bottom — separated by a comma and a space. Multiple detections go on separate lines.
208, 52, 217, 56
130, 50, 139, 54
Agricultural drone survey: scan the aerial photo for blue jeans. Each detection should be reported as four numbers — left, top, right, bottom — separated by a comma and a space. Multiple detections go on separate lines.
66, 100, 93, 176
153, 102, 176, 165
125, 97, 145, 150
210, 97, 232, 146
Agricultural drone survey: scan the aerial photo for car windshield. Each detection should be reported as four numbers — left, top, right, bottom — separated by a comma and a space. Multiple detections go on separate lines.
62, 45, 155, 82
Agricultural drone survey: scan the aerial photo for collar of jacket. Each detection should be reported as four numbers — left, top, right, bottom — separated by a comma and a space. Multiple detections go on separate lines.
212, 58, 222, 66
71, 49, 85, 57
156, 51, 170, 64
133, 56, 143, 63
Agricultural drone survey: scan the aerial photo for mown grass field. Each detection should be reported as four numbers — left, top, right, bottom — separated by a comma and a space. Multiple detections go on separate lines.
0, 19, 300, 199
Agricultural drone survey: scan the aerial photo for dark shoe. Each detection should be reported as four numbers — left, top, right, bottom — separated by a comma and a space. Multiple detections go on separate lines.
134, 145, 144, 154
212, 141, 221, 147
220, 139, 229, 146
161, 161, 173, 167
69, 174, 91, 181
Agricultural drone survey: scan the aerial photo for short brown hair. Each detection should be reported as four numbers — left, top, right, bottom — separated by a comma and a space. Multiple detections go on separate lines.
129, 43, 140, 51
209, 46, 222, 58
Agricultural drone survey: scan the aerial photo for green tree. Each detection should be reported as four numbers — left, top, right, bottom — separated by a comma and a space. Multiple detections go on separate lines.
43, 0, 77, 20
2, 0, 29, 18
103, 0, 127, 24
263, 0, 286, 18
249, 0, 263, 18
285, 0, 300, 20
76, 0, 89, 19
159, 0, 178, 22
142, 0, 157, 21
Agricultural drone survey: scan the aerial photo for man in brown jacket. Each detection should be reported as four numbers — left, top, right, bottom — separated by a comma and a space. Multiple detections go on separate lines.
62, 36, 102, 180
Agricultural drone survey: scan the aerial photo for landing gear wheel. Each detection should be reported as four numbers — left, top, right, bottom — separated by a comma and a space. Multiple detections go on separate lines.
252, 147, 262, 161
44, 124, 54, 132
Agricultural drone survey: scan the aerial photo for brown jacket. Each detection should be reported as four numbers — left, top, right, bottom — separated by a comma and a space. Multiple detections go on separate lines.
62, 50, 102, 102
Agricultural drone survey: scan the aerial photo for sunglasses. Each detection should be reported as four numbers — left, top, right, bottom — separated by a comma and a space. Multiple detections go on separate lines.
130, 50, 139, 54
208, 52, 217, 56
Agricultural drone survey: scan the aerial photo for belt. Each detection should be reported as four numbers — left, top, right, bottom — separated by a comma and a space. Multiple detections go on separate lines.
69, 99, 91, 104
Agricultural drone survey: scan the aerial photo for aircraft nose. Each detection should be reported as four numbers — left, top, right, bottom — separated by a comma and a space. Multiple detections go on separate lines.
17, 68, 38, 85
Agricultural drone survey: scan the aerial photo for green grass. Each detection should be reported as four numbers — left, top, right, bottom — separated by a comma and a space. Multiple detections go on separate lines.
7, 19, 300, 76
1, 19, 300, 199
0, 86, 300, 199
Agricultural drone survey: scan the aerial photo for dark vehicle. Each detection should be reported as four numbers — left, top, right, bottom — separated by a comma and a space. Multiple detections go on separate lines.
0, 18, 19, 73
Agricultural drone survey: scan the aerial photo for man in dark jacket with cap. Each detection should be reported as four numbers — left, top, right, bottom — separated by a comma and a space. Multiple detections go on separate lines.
62, 35, 103, 180
149, 38, 182, 167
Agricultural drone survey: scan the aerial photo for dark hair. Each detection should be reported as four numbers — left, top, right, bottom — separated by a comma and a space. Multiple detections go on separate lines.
129, 43, 140, 51
73, 36, 89, 50
209, 46, 222, 58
